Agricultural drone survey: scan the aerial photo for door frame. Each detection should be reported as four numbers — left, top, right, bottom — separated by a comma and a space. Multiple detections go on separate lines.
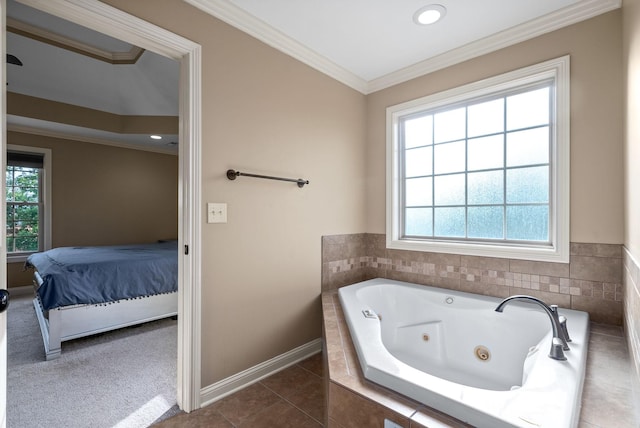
4, 0, 203, 412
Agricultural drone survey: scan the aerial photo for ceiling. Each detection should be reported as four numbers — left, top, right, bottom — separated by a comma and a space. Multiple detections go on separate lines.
6, 0, 180, 154
4, 0, 622, 153
186, 0, 621, 93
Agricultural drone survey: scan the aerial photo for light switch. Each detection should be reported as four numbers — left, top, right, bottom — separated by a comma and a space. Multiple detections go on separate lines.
207, 203, 227, 223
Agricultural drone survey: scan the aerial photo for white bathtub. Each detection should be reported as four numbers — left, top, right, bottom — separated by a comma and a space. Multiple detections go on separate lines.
338, 278, 590, 428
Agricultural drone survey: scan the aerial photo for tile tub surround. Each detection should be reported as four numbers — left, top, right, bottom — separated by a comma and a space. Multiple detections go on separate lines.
322, 234, 624, 325
322, 291, 639, 428
623, 248, 640, 423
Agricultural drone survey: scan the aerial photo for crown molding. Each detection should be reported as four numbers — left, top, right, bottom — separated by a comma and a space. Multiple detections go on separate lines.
15, 0, 199, 62
7, 122, 178, 155
183, 0, 620, 95
183, 0, 368, 93
7, 17, 144, 64
368, 0, 622, 92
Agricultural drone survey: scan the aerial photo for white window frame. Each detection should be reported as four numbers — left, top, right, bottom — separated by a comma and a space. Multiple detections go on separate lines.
386, 56, 570, 263
6, 144, 52, 263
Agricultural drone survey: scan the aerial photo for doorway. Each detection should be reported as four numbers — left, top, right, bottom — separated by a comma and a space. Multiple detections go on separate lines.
2, 0, 202, 417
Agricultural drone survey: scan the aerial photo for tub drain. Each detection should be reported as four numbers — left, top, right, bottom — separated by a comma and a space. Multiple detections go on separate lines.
474, 345, 491, 361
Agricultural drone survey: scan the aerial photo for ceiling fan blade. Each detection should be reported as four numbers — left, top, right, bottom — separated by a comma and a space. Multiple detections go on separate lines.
7, 54, 23, 66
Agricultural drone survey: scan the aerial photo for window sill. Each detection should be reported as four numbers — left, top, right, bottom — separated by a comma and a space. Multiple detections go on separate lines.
7, 254, 34, 264
387, 238, 569, 263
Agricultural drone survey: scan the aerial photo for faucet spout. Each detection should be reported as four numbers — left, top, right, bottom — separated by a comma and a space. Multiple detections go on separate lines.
495, 295, 570, 361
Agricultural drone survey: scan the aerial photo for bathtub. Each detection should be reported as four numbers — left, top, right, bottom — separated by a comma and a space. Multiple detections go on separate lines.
338, 278, 590, 428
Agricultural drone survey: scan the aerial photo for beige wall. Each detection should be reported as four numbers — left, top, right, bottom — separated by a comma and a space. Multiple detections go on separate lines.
623, 0, 640, 401
366, 11, 624, 244
7, 131, 178, 287
102, 0, 367, 385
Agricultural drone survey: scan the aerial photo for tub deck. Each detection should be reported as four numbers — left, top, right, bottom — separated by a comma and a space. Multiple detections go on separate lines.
322, 290, 639, 428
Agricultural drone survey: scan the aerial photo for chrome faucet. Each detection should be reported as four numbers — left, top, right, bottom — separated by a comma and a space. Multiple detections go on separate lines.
495, 295, 570, 361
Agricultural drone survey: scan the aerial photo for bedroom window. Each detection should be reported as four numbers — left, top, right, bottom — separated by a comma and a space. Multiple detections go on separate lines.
386, 56, 570, 262
6, 145, 51, 260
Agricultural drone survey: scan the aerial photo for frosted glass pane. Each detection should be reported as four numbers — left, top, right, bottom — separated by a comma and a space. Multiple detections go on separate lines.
468, 135, 504, 171
405, 208, 433, 236
468, 207, 504, 239
434, 207, 465, 237
434, 107, 465, 143
405, 146, 432, 177
405, 177, 432, 206
434, 140, 465, 174
507, 127, 549, 167
506, 166, 548, 203
506, 205, 549, 241
434, 174, 465, 206
468, 170, 503, 205
507, 87, 550, 131
468, 98, 504, 137
404, 115, 433, 149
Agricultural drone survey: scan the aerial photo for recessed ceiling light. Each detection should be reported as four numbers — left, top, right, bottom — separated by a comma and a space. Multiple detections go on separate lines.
414, 4, 447, 25
150, 135, 162, 140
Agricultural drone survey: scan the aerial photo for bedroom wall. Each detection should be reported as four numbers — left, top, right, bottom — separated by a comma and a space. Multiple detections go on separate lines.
6, 131, 178, 288
101, 0, 367, 387
622, 0, 640, 410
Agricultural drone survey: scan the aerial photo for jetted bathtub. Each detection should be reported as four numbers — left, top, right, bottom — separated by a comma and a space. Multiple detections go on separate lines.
338, 278, 590, 428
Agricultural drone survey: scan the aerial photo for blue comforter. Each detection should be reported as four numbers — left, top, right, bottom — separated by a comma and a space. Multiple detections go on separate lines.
26, 241, 178, 310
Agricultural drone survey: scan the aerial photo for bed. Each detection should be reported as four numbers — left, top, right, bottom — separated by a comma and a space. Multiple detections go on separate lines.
25, 241, 178, 360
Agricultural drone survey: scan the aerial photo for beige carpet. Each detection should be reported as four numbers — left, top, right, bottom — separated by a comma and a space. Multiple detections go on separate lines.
7, 293, 179, 428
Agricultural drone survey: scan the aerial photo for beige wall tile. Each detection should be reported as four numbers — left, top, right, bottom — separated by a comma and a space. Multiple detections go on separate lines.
571, 242, 622, 258
570, 255, 623, 283
623, 249, 640, 398
322, 234, 627, 323
322, 234, 367, 262
461, 255, 509, 272
507, 288, 572, 308
459, 280, 510, 298
366, 233, 387, 258
571, 295, 623, 324
328, 383, 411, 428
509, 259, 570, 277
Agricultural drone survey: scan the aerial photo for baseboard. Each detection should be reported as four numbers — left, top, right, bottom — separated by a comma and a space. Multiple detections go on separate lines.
199, 338, 322, 408
7, 285, 33, 296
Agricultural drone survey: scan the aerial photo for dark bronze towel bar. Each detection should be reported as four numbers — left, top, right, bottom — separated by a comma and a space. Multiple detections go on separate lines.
226, 169, 309, 188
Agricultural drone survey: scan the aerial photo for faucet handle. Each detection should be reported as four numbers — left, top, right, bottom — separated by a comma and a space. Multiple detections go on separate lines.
549, 305, 571, 350
549, 337, 568, 361
559, 315, 572, 343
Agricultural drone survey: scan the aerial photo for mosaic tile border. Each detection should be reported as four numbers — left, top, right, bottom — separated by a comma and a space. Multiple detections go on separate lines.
326, 256, 623, 301
322, 233, 623, 324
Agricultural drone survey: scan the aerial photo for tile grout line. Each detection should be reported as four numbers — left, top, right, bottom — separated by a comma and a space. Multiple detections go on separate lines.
258, 364, 325, 426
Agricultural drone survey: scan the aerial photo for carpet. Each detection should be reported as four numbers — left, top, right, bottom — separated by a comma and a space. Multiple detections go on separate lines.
7, 293, 179, 428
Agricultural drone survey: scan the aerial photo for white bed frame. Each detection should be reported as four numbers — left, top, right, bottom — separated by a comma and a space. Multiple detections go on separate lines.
32, 271, 178, 360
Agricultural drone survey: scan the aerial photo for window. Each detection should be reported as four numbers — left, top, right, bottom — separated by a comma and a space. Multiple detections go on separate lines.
6, 145, 51, 261
387, 56, 570, 262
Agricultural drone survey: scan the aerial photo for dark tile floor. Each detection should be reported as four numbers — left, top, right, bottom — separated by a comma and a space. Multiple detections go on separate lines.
153, 352, 325, 427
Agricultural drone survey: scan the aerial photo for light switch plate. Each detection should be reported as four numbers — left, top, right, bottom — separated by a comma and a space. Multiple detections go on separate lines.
207, 203, 227, 223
